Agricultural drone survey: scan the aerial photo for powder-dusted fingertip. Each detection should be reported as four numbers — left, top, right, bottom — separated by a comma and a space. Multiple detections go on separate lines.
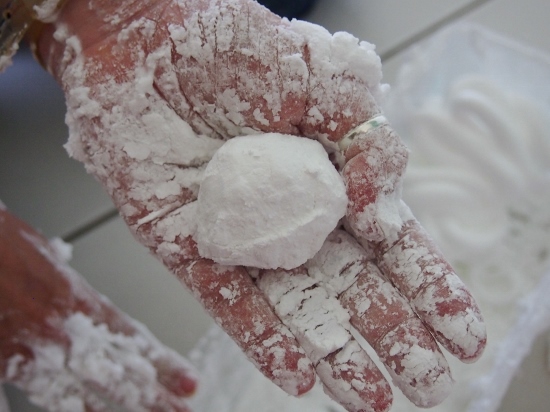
377, 319, 454, 408
243, 324, 316, 397
433, 304, 487, 364
316, 341, 393, 412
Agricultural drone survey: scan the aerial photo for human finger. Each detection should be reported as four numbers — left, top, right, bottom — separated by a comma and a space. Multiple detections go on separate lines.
338, 118, 486, 362
307, 230, 453, 408
317, 341, 392, 412
0, 208, 197, 410
119, 316, 198, 399
373, 218, 487, 362
149, 350, 198, 398
342, 266, 453, 407
256, 266, 392, 412
180, 256, 316, 396
58, 312, 193, 412
341, 120, 410, 244
72, 284, 199, 399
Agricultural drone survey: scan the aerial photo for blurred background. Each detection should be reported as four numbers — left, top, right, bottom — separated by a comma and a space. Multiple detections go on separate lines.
1, 0, 549, 411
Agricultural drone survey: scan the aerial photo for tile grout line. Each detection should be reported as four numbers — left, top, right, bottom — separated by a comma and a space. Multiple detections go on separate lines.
379, 0, 494, 62
62, 208, 119, 243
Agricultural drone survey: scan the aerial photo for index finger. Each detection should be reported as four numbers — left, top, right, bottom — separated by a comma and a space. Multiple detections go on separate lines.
179, 249, 316, 396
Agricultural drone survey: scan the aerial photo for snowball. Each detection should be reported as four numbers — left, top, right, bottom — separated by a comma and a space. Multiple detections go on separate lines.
195, 133, 347, 270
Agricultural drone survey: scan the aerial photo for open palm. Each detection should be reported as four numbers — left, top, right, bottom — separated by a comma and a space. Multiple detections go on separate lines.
36, 1, 486, 410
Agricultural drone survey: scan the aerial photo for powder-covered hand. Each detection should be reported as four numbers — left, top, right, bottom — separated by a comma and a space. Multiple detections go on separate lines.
0, 207, 197, 412
35, 0, 486, 411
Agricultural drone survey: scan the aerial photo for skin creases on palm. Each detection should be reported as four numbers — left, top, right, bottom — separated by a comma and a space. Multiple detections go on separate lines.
37, 0, 487, 411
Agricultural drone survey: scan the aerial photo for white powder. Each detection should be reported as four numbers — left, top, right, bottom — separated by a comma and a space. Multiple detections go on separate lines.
188, 68, 550, 412
33, 0, 64, 22
189, 325, 348, 412
43, 1, 422, 409
195, 133, 348, 269
257, 267, 352, 364
468, 267, 550, 412
52, 0, 390, 275
48, 237, 73, 262
9, 313, 192, 412
384, 74, 550, 412
9, 228, 196, 412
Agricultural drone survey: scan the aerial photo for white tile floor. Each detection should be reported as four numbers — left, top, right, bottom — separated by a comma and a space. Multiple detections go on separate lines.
2, 0, 550, 410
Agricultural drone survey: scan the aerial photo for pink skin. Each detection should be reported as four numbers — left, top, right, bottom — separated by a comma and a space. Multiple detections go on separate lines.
335, 232, 453, 408
0, 208, 196, 412
33, 0, 486, 410
374, 219, 487, 363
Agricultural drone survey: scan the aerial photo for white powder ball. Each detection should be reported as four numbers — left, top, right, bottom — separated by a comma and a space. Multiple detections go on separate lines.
195, 133, 348, 270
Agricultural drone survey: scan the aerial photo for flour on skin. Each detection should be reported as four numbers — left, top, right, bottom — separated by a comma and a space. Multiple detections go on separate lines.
47, 1, 472, 410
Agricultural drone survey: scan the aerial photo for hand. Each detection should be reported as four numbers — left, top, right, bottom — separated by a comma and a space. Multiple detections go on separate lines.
34, 0, 486, 411
0, 206, 197, 412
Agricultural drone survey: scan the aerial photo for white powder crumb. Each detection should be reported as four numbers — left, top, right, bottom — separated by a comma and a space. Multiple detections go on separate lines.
316, 341, 385, 412
33, 0, 63, 22
389, 342, 401, 357
219, 286, 240, 305
305, 230, 368, 295
219, 287, 232, 299
288, 20, 386, 105
13, 344, 88, 412
252, 108, 270, 126
351, 379, 366, 391
154, 181, 182, 199
307, 106, 325, 123
48, 237, 73, 263
262, 333, 283, 348
257, 269, 351, 364
195, 133, 347, 270
5, 354, 26, 381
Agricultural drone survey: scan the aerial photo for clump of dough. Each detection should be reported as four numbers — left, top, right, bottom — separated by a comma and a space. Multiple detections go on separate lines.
195, 133, 347, 270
